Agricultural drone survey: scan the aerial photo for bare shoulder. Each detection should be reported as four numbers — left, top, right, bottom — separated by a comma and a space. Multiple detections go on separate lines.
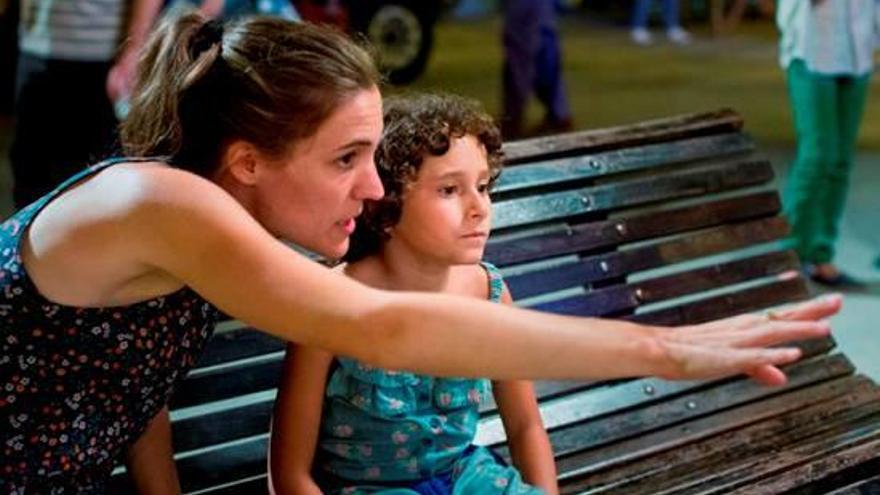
22, 162, 257, 306
84, 162, 262, 239
33, 161, 233, 224
30, 161, 251, 257
342, 257, 387, 289
448, 263, 496, 299
97, 161, 234, 209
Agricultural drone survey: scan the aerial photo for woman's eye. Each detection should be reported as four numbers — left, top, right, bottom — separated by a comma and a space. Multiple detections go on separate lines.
336, 152, 357, 169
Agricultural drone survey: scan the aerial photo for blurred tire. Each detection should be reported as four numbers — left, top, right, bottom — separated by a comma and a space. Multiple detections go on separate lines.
351, 1, 435, 85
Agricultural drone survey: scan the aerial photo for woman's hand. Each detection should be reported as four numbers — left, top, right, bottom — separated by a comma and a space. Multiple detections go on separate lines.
657, 294, 842, 386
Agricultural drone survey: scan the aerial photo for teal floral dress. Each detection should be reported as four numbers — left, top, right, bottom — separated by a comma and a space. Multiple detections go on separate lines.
315, 263, 545, 495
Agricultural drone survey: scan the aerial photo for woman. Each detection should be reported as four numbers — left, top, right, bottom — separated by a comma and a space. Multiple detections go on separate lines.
0, 11, 838, 494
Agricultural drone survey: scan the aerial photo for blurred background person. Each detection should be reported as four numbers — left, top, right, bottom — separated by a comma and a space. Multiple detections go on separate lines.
777, 0, 879, 287
10, 0, 163, 209
631, 0, 691, 45
501, 0, 573, 139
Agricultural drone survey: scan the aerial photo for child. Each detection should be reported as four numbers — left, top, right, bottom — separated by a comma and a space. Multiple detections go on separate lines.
269, 93, 559, 494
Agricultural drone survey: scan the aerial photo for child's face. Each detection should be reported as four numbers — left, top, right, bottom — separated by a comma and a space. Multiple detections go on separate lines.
390, 135, 492, 265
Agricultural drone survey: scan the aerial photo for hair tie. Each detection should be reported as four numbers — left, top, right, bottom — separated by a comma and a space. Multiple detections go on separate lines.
189, 19, 225, 59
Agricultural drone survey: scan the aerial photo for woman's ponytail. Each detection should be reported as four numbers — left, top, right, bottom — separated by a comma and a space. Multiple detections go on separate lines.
120, 11, 224, 168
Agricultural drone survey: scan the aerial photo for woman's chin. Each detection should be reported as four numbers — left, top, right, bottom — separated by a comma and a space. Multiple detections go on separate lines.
319, 239, 350, 261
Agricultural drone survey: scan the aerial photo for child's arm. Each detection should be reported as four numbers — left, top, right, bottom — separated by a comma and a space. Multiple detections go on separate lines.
269, 343, 334, 494
492, 283, 559, 494
493, 380, 558, 494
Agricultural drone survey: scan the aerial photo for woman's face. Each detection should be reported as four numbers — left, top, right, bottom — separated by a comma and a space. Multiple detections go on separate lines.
252, 87, 385, 259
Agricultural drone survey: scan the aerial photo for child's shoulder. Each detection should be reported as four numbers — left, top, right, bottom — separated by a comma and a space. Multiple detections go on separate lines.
452, 262, 505, 301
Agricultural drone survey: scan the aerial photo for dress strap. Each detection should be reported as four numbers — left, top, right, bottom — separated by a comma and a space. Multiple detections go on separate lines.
479, 261, 505, 303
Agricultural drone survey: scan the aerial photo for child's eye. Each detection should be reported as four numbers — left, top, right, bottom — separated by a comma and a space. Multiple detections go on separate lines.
336, 151, 358, 169
477, 182, 491, 194
439, 185, 458, 196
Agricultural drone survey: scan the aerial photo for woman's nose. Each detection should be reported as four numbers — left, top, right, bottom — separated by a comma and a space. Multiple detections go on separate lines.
355, 162, 385, 200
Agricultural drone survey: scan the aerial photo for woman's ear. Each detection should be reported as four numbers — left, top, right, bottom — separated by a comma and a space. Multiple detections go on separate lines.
222, 140, 261, 186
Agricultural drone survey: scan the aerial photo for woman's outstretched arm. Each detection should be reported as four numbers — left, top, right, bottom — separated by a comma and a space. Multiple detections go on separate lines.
85, 166, 839, 383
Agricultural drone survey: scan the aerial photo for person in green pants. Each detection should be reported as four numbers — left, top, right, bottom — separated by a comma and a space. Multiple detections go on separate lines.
777, 0, 879, 286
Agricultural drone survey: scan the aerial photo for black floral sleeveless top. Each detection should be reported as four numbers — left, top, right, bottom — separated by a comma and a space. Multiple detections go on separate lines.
0, 159, 219, 493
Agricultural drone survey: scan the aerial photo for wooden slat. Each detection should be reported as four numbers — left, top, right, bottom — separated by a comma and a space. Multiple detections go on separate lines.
506, 215, 790, 299
493, 160, 773, 230
628, 276, 809, 326
656, 412, 880, 495
822, 472, 880, 495
173, 400, 273, 454
175, 436, 269, 494
555, 375, 874, 484
560, 374, 880, 494
190, 476, 270, 495
494, 132, 755, 195
172, 354, 283, 409
503, 109, 744, 163
722, 434, 880, 495
535, 250, 799, 317
193, 328, 284, 368
486, 191, 781, 267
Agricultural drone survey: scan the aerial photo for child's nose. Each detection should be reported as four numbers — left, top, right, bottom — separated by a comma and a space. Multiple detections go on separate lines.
469, 192, 490, 218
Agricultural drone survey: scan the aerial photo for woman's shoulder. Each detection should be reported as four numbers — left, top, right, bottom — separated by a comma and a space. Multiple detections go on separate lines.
84, 162, 258, 235
95, 161, 226, 205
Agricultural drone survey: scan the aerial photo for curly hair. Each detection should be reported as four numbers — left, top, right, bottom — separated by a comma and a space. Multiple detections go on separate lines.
345, 93, 504, 262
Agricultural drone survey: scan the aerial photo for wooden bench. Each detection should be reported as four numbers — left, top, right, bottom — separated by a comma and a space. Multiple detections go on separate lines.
110, 109, 880, 494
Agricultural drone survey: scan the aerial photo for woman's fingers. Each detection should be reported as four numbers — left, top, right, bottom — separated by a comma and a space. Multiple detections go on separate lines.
672, 319, 831, 347
716, 320, 830, 347
664, 343, 803, 383
731, 320, 831, 348
767, 294, 843, 322
746, 364, 789, 387
680, 294, 843, 337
